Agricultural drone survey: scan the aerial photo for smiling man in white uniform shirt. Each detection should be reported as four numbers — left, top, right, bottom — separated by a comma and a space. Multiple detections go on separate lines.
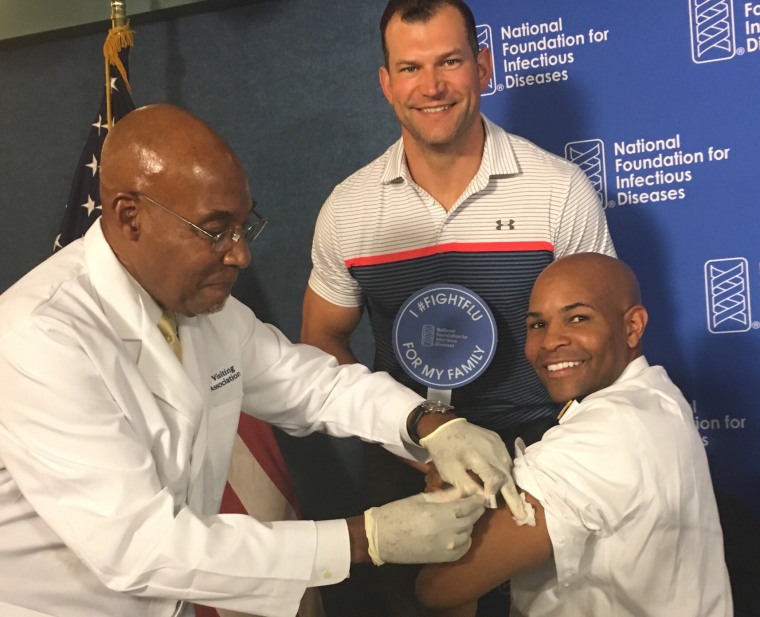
0, 104, 528, 617
415, 253, 733, 617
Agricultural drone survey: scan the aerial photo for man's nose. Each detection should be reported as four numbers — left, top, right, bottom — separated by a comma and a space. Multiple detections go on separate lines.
223, 238, 251, 269
541, 322, 570, 350
420, 67, 445, 96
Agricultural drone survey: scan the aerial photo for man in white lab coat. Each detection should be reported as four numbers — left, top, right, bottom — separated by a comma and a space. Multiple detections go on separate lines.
0, 104, 525, 617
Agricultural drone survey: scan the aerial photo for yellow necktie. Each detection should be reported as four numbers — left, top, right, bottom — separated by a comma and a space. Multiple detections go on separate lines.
157, 310, 182, 362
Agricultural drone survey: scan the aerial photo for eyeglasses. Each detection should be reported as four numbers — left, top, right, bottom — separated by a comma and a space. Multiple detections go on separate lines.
133, 192, 267, 253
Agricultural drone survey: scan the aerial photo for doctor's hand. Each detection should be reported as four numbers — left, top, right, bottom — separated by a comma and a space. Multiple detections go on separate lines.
362, 488, 485, 566
419, 418, 529, 523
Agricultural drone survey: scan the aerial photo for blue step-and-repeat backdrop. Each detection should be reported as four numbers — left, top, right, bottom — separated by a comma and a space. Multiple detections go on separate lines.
471, 0, 759, 516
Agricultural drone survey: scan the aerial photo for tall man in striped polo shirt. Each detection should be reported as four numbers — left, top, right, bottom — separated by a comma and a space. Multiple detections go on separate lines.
302, 1, 615, 614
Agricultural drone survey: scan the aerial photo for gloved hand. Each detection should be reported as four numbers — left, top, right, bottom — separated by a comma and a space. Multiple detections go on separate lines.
420, 418, 531, 523
364, 487, 485, 566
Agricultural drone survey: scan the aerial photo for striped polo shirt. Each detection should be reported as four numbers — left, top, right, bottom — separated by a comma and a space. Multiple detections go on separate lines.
309, 116, 615, 431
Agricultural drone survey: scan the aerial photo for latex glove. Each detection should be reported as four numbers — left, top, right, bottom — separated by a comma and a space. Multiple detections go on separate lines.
420, 418, 530, 523
364, 487, 485, 566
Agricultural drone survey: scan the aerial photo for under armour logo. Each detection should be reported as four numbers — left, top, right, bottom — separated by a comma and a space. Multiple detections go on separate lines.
496, 219, 515, 230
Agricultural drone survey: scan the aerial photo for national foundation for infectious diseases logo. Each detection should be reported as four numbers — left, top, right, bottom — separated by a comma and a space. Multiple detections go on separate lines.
565, 139, 608, 207
476, 24, 498, 96
704, 257, 752, 333
688, 0, 736, 63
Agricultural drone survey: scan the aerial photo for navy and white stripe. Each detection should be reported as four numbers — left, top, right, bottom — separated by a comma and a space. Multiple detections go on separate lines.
309, 116, 615, 430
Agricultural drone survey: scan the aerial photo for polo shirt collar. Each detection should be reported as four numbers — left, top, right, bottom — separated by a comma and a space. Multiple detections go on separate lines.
482, 115, 520, 176
381, 135, 410, 184
380, 114, 521, 186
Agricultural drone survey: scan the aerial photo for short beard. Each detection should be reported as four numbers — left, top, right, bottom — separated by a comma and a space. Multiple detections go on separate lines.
202, 298, 228, 315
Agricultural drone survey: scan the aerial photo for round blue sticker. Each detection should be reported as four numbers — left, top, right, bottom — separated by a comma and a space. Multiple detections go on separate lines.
392, 284, 498, 389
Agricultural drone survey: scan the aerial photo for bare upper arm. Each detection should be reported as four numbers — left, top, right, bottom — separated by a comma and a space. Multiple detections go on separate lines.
301, 285, 364, 364
416, 492, 553, 611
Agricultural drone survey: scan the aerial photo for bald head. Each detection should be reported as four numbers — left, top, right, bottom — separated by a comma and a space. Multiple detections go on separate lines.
536, 253, 641, 310
100, 104, 245, 209
525, 253, 648, 402
98, 104, 253, 316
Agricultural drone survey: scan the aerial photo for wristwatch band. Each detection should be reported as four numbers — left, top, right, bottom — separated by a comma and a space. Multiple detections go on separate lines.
407, 399, 454, 445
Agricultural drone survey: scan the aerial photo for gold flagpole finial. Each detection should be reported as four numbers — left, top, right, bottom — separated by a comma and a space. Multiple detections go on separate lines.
111, 0, 128, 28
104, 0, 133, 127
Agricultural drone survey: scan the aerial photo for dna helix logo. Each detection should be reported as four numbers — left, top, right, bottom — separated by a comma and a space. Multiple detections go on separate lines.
704, 257, 751, 333
688, 0, 736, 63
565, 139, 608, 207
421, 324, 435, 347
476, 24, 498, 96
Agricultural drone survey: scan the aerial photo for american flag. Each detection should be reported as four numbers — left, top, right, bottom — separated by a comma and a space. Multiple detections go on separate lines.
57, 21, 321, 617
196, 416, 325, 617
54, 28, 135, 251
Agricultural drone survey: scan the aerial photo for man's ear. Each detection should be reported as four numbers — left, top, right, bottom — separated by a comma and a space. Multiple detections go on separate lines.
110, 194, 141, 241
624, 304, 648, 349
477, 46, 493, 91
379, 65, 394, 105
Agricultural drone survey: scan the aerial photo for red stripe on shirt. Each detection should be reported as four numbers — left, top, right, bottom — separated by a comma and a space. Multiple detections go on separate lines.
344, 241, 554, 268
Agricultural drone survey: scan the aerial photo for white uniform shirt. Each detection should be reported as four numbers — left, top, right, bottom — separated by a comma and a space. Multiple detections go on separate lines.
512, 357, 732, 617
0, 220, 424, 617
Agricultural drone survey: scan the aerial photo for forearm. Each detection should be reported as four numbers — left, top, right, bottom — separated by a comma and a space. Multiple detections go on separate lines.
346, 515, 371, 564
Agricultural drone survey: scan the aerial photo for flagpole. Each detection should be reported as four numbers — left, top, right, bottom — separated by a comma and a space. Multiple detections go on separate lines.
110, 0, 127, 27
104, 0, 133, 127
56, 3, 136, 251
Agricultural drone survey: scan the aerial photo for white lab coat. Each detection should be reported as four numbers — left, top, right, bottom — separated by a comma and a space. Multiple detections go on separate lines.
0, 220, 424, 617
